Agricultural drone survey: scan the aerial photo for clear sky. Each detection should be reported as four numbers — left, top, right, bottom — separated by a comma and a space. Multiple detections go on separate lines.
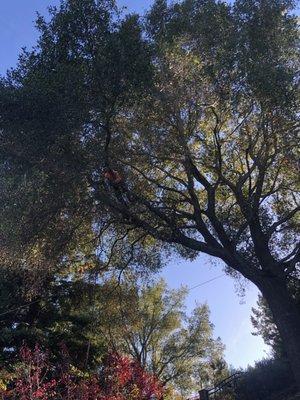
160, 257, 269, 369
0, 0, 269, 369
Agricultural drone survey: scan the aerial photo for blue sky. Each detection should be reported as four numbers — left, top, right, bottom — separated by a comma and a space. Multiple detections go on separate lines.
161, 257, 269, 369
0, 0, 269, 369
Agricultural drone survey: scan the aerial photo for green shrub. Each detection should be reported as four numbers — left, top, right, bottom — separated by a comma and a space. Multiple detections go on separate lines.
235, 358, 296, 400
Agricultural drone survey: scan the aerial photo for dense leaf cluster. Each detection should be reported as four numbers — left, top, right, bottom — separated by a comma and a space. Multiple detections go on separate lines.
0, 344, 164, 399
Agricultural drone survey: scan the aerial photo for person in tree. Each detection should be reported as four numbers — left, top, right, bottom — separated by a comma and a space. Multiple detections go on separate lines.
103, 167, 128, 204
103, 167, 123, 185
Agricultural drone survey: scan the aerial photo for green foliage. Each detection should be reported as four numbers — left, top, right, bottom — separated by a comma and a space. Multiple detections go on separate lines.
0, 0, 154, 276
96, 278, 228, 395
0, 268, 106, 370
233, 0, 298, 108
235, 358, 296, 400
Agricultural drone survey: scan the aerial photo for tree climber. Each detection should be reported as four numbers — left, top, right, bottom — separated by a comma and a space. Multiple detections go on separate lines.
102, 130, 131, 205
103, 167, 123, 185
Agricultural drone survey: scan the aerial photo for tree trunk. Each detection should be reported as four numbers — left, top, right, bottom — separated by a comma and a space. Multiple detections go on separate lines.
258, 276, 300, 390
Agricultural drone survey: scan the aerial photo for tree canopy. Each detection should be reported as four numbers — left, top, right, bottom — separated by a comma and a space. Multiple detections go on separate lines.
0, 0, 299, 389
97, 278, 227, 394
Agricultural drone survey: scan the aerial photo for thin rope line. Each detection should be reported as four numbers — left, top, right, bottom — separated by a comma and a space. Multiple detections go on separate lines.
188, 274, 226, 291
0, 300, 40, 319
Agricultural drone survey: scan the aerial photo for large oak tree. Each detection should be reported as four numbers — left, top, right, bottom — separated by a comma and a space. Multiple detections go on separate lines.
0, 0, 299, 388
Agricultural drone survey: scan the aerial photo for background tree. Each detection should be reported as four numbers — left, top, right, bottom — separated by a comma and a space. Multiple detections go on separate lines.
0, 0, 158, 280
97, 278, 228, 395
0, 0, 299, 388
0, 267, 106, 369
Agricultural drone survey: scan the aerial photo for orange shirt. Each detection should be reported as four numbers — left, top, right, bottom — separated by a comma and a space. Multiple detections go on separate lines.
104, 170, 123, 184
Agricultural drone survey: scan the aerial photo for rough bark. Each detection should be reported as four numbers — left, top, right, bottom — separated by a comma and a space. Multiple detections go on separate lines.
258, 275, 300, 390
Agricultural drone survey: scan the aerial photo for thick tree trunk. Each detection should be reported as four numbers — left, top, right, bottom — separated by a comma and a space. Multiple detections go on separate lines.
258, 276, 300, 390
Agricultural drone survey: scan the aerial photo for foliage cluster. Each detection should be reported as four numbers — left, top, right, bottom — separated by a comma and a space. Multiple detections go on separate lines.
0, 344, 164, 400
96, 278, 228, 392
235, 358, 297, 400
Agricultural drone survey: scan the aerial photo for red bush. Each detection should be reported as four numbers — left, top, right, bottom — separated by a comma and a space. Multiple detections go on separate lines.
0, 345, 164, 400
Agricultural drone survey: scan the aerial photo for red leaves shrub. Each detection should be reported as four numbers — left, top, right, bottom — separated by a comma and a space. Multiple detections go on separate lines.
101, 353, 164, 399
0, 345, 164, 400
5, 345, 56, 400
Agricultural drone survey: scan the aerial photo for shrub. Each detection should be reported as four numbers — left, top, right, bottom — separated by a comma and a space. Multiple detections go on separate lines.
0, 344, 164, 400
235, 358, 296, 400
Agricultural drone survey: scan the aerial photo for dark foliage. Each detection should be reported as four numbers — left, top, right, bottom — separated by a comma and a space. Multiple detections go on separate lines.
235, 358, 297, 400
